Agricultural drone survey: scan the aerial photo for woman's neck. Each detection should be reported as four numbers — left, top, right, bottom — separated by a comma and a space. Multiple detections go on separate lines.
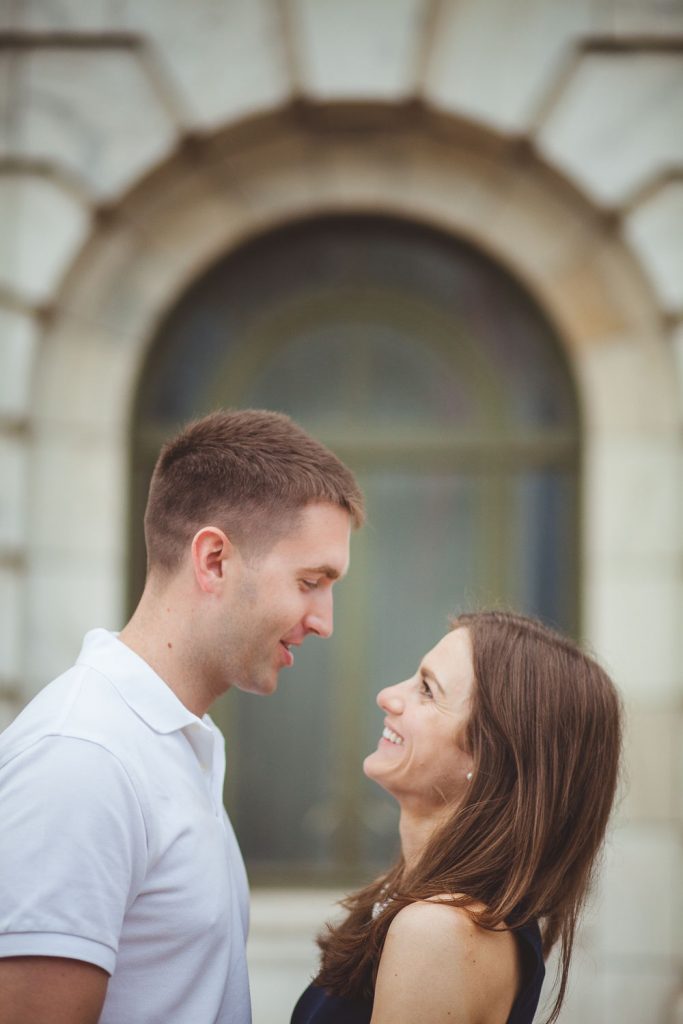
398, 805, 450, 871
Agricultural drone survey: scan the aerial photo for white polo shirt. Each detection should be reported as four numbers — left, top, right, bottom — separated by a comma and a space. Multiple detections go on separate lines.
0, 629, 251, 1024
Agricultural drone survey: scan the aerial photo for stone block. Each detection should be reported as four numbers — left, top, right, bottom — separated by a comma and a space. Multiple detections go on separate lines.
105, 187, 254, 340
626, 181, 683, 315
674, 322, 683, 419
0, 1, 125, 30
0, 174, 89, 304
602, 966, 682, 1024
0, 308, 38, 421
248, 889, 343, 1024
0, 564, 22, 683
584, 564, 680, 703
603, 0, 683, 36
0, 47, 16, 149
30, 429, 127, 559
33, 317, 136, 433
125, 0, 290, 129
540, 245, 649, 363
0, 51, 177, 201
539, 940, 604, 1024
292, 0, 421, 100
25, 555, 125, 697
584, 436, 681, 562
593, 823, 680, 960
538, 52, 683, 206
578, 336, 677, 434
547, 231, 666, 358
480, 167, 592, 282
424, 0, 590, 134
57, 175, 247, 348
621, 705, 680, 822
0, 433, 27, 549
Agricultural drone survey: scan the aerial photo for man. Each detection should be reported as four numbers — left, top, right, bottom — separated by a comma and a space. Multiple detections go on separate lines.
0, 409, 364, 1024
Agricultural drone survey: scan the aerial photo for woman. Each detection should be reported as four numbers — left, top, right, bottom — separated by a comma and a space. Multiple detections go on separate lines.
291, 611, 623, 1024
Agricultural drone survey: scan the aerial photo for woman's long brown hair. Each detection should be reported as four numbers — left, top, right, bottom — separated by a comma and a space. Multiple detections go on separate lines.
314, 611, 623, 1024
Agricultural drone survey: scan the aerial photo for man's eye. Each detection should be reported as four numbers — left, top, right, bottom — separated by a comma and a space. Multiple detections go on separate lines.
301, 579, 319, 590
420, 677, 433, 699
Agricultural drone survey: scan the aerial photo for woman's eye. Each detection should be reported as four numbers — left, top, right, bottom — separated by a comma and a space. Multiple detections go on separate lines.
420, 677, 433, 699
301, 579, 319, 591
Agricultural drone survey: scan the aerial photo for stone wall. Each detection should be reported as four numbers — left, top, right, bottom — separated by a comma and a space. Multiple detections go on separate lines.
0, 2, 681, 1021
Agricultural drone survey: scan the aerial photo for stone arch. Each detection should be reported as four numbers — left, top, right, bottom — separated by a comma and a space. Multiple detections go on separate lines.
27, 105, 678, 700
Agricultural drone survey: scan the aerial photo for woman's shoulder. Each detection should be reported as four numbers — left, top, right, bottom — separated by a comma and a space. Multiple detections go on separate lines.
386, 897, 482, 945
371, 899, 520, 1024
388, 895, 514, 949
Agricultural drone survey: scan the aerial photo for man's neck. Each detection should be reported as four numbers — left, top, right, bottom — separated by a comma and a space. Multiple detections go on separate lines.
119, 587, 211, 718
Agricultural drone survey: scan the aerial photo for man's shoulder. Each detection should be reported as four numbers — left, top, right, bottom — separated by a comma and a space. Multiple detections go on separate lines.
0, 661, 154, 829
0, 658, 134, 766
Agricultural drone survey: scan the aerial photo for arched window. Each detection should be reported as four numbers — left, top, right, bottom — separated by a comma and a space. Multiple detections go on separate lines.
131, 216, 580, 883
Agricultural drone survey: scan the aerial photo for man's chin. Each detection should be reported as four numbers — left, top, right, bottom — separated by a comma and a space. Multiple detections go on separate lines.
236, 673, 279, 697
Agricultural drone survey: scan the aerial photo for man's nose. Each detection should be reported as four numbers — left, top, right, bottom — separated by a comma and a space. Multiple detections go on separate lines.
304, 590, 333, 639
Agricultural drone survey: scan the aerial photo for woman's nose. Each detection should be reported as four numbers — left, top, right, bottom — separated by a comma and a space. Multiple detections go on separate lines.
377, 683, 405, 714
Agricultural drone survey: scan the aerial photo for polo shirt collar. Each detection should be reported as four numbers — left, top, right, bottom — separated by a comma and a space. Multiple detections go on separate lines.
76, 628, 204, 735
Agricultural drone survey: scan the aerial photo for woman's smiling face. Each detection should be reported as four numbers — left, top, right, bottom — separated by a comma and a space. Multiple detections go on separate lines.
363, 628, 476, 813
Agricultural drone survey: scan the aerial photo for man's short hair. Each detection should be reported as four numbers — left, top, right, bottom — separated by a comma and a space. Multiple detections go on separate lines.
144, 409, 365, 575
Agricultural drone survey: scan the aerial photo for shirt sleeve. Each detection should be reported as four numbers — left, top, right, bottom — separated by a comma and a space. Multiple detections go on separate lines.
0, 734, 148, 974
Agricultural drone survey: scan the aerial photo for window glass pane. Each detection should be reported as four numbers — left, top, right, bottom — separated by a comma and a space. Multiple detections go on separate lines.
236, 312, 483, 434
139, 216, 577, 437
505, 469, 579, 631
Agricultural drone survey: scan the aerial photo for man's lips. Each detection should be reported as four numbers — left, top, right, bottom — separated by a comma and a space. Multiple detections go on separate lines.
279, 641, 295, 668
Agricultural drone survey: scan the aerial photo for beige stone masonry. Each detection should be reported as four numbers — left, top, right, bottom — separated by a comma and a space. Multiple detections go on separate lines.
0, 173, 89, 303
578, 335, 677, 434
33, 314, 139, 432
291, 0, 423, 100
25, 551, 124, 695
625, 180, 683, 315
585, 436, 681, 563
623, 706, 681, 822
595, 823, 680, 960
0, 564, 22, 685
424, 0, 590, 134
0, 308, 38, 421
0, 432, 26, 551
0, 49, 178, 200
537, 51, 683, 206
0, 1, 127, 32
29, 427, 127, 561
125, 0, 291, 130
584, 560, 680, 702
674, 321, 683, 417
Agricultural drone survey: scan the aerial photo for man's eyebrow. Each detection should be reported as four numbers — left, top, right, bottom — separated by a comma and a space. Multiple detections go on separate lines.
302, 564, 342, 580
421, 664, 446, 696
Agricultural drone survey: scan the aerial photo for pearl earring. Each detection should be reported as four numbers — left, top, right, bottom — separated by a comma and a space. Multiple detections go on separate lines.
466, 771, 473, 782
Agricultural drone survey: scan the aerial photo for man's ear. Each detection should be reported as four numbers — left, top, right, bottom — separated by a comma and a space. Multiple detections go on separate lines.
190, 527, 236, 594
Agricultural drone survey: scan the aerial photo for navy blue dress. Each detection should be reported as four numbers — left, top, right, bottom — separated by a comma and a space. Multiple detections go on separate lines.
291, 919, 545, 1024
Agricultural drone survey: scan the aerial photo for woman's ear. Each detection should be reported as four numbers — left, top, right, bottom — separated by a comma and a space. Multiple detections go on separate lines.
190, 527, 235, 594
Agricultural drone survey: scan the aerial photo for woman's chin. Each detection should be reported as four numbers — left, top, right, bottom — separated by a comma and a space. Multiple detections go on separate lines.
363, 751, 394, 792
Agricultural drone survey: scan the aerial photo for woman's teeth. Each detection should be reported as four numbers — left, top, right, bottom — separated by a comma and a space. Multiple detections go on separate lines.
382, 726, 404, 746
